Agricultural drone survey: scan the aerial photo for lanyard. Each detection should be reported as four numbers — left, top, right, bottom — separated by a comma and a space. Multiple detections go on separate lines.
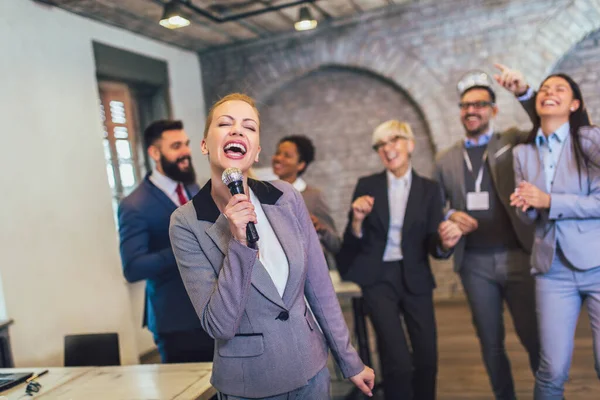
463, 149, 488, 192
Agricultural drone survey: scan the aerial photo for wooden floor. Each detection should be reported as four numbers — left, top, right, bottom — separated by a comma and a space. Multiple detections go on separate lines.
332, 300, 600, 399
141, 300, 598, 399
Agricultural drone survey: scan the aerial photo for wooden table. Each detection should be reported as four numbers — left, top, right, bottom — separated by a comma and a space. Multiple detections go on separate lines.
0, 363, 214, 400
329, 271, 371, 366
329, 271, 361, 299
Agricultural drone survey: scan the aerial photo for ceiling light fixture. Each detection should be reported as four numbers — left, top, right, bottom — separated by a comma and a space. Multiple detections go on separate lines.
159, 1, 191, 29
294, 6, 317, 31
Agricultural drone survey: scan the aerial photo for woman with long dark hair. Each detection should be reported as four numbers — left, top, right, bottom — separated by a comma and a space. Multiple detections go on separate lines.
510, 73, 600, 399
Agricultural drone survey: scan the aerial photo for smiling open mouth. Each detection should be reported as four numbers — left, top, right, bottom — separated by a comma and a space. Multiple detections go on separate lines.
541, 100, 558, 106
224, 142, 247, 157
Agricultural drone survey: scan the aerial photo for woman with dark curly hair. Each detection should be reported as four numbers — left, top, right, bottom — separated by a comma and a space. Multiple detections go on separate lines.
272, 135, 341, 268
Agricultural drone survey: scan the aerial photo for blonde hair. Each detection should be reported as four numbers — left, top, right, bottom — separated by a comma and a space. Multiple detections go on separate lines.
203, 93, 259, 138
372, 120, 415, 145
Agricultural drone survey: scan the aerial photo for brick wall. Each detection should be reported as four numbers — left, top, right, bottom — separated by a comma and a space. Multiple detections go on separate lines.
257, 66, 434, 229
200, 0, 600, 299
553, 28, 600, 123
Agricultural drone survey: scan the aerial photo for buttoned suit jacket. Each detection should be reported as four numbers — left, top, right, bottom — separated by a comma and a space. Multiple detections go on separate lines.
336, 170, 451, 290
118, 175, 202, 334
513, 126, 600, 273
169, 179, 363, 398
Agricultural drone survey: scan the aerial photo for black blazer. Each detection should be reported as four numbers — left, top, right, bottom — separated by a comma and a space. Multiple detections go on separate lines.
336, 170, 450, 293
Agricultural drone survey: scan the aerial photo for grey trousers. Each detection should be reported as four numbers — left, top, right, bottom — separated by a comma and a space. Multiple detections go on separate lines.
218, 365, 331, 400
534, 248, 600, 399
460, 247, 540, 400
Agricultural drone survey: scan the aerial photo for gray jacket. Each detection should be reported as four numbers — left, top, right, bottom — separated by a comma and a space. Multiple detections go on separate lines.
169, 179, 363, 398
301, 184, 341, 270
513, 126, 600, 273
434, 128, 535, 271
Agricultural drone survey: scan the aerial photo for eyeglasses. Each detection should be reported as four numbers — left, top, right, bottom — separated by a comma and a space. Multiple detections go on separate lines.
458, 101, 495, 110
372, 135, 407, 151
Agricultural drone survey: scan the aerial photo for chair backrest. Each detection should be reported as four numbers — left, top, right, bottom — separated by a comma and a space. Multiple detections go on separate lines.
64, 333, 120, 367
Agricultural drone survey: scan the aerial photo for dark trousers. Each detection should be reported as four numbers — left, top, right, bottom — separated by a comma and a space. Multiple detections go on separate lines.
460, 247, 540, 400
154, 328, 215, 363
362, 261, 437, 400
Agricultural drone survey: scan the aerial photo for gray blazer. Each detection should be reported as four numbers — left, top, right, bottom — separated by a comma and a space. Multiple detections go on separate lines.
435, 128, 535, 271
513, 126, 600, 274
301, 184, 341, 259
169, 179, 363, 398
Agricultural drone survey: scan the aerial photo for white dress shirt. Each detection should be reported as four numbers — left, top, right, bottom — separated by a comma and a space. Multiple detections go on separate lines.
383, 167, 412, 262
250, 189, 290, 297
149, 168, 188, 206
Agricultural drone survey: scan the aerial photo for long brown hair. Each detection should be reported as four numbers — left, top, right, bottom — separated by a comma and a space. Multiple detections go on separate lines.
526, 73, 595, 179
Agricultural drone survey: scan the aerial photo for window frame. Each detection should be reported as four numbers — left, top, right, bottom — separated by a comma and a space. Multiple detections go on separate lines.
98, 81, 144, 203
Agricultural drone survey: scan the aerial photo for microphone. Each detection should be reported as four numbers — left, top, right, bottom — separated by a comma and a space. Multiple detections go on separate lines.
221, 167, 260, 244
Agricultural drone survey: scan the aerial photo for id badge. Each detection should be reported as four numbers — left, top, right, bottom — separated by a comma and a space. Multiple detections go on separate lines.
466, 191, 490, 211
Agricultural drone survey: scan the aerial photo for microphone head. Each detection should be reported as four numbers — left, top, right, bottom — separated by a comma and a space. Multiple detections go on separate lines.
222, 167, 244, 186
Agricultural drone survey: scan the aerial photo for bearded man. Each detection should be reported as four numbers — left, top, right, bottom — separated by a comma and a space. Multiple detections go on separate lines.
434, 66, 540, 399
118, 119, 214, 363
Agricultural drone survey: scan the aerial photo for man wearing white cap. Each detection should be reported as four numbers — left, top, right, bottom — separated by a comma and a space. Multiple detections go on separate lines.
434, 65, 540, 399
337, 120, 462, 399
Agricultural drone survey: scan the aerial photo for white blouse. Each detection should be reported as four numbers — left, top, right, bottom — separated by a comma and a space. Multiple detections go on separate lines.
249, 189, 290, 297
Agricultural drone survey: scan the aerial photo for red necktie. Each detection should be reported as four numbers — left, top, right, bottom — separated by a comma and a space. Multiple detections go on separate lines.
175, 183, 188, 206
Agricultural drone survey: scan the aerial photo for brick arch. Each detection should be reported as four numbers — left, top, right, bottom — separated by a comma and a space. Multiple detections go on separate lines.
256, 65, 435, 233
551, 27, 600, 124
515, 0, 600, 86
200, 0, 600, 300
255, 62, 434, 146
234, 32, 457, 153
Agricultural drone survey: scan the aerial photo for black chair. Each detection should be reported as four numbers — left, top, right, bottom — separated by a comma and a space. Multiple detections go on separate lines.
64, 333, 121, 367
0, 320, 15, 368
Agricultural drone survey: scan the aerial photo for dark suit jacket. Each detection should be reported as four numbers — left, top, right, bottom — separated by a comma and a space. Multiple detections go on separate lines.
118, 175, 202, 334
336, 170, 451, 292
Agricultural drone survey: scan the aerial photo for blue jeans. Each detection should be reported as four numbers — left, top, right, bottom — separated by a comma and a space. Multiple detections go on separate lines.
218, 365, 330, 399
534, 249, 600, 400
